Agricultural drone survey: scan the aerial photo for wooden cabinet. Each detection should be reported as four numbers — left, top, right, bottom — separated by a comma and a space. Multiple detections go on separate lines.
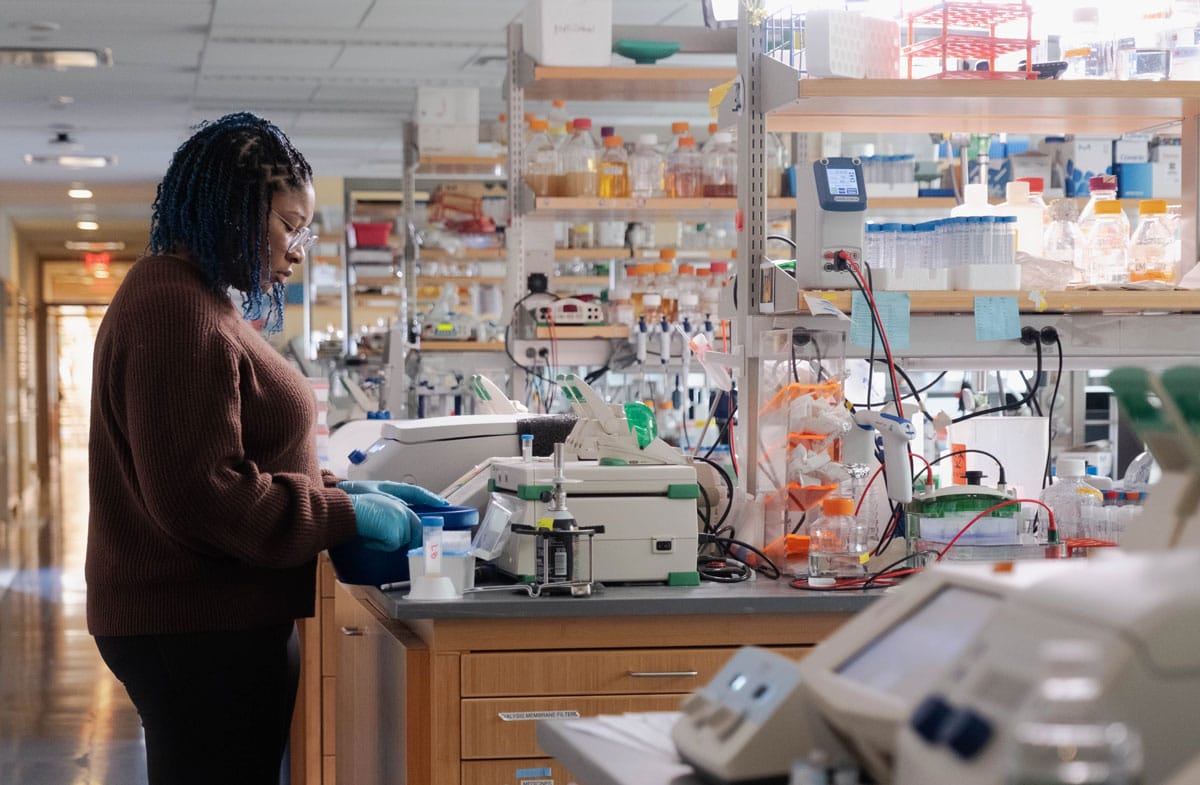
328, 584, 854, 785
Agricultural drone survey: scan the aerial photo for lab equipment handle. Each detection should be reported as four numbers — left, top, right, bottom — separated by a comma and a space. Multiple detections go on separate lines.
340, 626, 365, 637
627, 670, 700, 678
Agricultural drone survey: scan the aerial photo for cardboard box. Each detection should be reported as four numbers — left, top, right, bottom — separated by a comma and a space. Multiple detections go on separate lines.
1039, 135, 1115, 197
1113, 135, 1151, 165
1115, 162, 1153, 198
1152, 143, 1183, 198
1009, 151, 1053, 190
522, 0, 612, 66
417, 87, 479, 127
415, 124, 480, 156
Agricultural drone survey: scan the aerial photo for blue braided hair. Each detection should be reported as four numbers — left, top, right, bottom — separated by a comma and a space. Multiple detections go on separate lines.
149, 112, 312, 334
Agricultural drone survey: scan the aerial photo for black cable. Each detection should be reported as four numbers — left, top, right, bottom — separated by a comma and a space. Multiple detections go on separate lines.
699, 533, 782, 580
851, 361, 942, 419
952, 340, 1043, 424
923, 448, 1008, 486
862, 550, 938, 588
702, 402, 737, 461
846, 259, 904, 412
790, 511, 808, 535
1042, 336, 1064, 490
696, 482, 714, 533
767, 234, 797, 249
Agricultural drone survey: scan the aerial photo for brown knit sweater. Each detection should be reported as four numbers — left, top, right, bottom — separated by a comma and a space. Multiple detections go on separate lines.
86, 254, 359, 636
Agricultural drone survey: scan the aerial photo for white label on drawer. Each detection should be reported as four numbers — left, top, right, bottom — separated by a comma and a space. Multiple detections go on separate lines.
520, 780, 555, 785
498, 710, 581, 722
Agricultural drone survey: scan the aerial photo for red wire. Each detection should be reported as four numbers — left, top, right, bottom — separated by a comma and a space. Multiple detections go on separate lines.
843, 255, 905, 420
937, 498, 1055, 561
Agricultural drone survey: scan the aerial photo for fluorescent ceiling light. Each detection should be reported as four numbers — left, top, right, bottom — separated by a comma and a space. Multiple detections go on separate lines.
66, 240, 125, 251
24, 154, 115, 168
68, 187, 93, 199
0, 47, 113, 68
76, 220, 100, 231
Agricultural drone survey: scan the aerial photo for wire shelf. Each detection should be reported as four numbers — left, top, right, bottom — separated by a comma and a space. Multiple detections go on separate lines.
906, 34, 1035, 60
907, 1, 1033, 29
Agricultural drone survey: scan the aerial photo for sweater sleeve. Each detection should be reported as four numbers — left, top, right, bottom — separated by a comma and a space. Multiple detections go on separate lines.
113, 292, 357, 568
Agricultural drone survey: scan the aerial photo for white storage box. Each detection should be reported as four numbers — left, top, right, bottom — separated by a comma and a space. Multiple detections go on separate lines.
950, 264, 1021, 291
874, 267, 949, 291
522, 0, 612, 67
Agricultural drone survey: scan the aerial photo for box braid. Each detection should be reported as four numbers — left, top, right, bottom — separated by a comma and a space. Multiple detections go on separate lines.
149, 112, 312, 333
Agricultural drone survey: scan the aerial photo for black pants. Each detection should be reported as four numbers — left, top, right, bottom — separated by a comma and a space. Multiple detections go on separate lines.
95, 622, 299, 785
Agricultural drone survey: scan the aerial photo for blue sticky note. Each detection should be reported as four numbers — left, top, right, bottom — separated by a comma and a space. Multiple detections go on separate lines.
974, 296, 1021, 341
284, 282, 306, 305
850, 291, 910, 350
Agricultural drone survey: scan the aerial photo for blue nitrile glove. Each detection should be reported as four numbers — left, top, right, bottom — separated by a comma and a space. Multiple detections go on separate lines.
336, 480, 449, 508
347, 492, 420, 551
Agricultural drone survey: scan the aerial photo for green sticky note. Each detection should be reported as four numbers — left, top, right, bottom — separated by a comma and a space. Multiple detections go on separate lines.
850, 291, 910, 350
974, 296, 1021, 341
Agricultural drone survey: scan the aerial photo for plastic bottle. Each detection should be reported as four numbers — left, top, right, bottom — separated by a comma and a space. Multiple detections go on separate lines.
667, 136, 704, 198
1039, 458, 1104, 540
560, 117, 599, 197
950, 183, 996, 217
701, 122, 721, 153
1061, 7, 1115, 80
1016, 176, 1050, 232
765, 132, 785, 198
547, 100, 570, 148
629, 262, 655, 318
664, 121, 690, 155
524, 119, 561, 197
1005, 640, 1143, 785
654, 249, 679, 321
1043, 198, 1087, 282
702, 132, 737, 197
996, 180, 1044, 256
1078, 175, 1129, 239
1128, 199, 1178, 283
807, 497, 870, 586
630, 134, 666, 198
598, 135, 630, 198
1084, 200, 1130, 284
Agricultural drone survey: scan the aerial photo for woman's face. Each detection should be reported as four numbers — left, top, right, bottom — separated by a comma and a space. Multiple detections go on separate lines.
264, 181, 316, 291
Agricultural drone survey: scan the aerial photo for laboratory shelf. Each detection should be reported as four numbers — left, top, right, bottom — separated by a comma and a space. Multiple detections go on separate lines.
801, 288, 1200, 314
419, 248, 506, 261
417, 340, 505, 352
534, 324, 629, 339
519, 60, 736, 103
531, 196, 795, 220
557, 247, 632, 260
553, 275, 611, 287
763, 77, 1200, 135
416, 275, 506, 286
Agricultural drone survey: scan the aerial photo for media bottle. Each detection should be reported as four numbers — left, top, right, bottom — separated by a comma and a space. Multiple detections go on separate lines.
524, 119, 561, 197
1078, 175, 1129, 239
996, 180, 1044, 257
1043, 198, 1086, 282
547, 99, 570, 148
1083, 201, 1130, 284
1006, 640, 1143, 785
702, 132, 737, 197
630, 134, 666, 198
807, 497, 870, 586
598, 135, 630, 198
1128, 199, 1177, 283
667, 136, 704, 198
1039, 458, 1104, 540
560, 117, 599, 197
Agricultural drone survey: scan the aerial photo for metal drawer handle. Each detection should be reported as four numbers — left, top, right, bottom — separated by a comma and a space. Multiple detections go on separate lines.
628, 670, 699, 678
341, 626, 365, 636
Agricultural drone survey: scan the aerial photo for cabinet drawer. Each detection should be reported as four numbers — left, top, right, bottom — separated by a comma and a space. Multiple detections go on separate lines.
462, 757, 575, 785
462, 646, 813, 697
461, 694, 684, 759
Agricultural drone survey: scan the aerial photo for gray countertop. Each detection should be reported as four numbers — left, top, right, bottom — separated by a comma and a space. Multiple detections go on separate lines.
364, 577, 882, 620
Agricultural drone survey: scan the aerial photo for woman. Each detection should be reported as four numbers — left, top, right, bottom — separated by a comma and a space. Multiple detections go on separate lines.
87, 112, 441, 784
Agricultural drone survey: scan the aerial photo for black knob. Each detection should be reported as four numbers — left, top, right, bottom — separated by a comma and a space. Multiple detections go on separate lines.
942, 708, 993, 760
910, 695, 954, 744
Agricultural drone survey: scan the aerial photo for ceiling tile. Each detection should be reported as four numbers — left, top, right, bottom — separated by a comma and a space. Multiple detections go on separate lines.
332, 45, 474, 73
360, 1, 525, 32
194, 77, 318, 102
212, 0, 375, 30
202, 40, 344, 70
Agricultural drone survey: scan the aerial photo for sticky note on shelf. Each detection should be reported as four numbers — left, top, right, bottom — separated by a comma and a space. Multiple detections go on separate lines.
974, 296, 1021, 341
850, 291, 910, 350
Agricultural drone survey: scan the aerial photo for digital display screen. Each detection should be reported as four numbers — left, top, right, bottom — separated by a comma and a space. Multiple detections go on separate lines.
825, 167, 860, 197
835, 587, 1000, 703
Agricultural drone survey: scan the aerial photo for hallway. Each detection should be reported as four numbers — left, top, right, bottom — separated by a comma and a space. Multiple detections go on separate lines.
0, 304, 148, 785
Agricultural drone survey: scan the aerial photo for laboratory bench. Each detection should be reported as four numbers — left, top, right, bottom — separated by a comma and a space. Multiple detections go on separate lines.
321, 562, 878, 785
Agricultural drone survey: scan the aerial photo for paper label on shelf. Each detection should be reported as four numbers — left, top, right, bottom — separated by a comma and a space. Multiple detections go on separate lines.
974, 296, 1021, 341
1026, 290, 1048, 312
804, 293, 851, 320
849, 291, 909, 350
498, 710, 581, 721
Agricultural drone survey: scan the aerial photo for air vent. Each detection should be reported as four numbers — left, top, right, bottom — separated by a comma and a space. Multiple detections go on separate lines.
0, 47, 112, 68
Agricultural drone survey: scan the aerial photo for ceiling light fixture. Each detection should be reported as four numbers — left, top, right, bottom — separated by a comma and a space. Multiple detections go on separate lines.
76, 220, 100, 231
65, 240, 125, 251
67, 186, 92, 199
24, 154, 115, 168
0, 47, 112, 68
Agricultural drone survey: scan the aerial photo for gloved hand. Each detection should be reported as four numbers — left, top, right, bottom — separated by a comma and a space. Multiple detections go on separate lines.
347, 492, 420, 552
337, 480, 449, 508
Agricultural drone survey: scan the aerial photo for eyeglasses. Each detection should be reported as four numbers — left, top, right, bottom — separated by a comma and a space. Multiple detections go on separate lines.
272, 210, 318, 254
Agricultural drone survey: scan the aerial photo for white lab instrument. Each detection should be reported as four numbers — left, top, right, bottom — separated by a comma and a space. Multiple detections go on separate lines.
673, 552, 1200, 785
534, 297, 605, 326
846, 407, 917, 505
479, 457, 700, 585
761, 157, 867, 313
469, 373, 527, 415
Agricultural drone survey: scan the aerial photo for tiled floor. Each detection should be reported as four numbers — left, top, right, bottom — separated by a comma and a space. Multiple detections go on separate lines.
0, 446, 148, 785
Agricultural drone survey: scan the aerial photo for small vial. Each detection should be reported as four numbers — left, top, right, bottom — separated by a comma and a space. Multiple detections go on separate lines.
421, 515, 444, 576
521, 433, 534, 463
